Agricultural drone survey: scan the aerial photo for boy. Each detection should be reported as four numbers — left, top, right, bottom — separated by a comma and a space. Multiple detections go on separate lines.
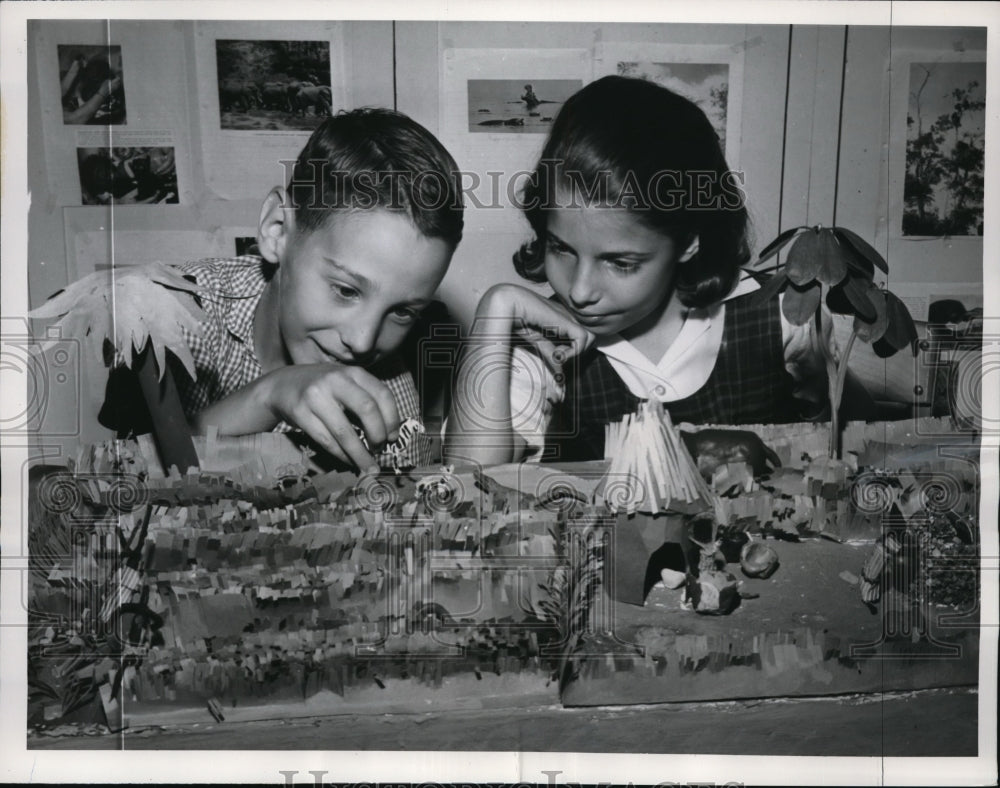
160, 109, 463, 472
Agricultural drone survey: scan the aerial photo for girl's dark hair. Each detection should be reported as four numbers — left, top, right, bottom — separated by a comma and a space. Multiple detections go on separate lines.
514, 75, 749, 308
288, 108, 464, 247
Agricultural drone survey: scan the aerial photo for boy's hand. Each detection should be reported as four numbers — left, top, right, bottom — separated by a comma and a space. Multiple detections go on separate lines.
476, 284, 594, 373
259, 364, 401, 473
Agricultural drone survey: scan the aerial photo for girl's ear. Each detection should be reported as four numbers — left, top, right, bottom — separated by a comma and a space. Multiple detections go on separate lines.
678, 235, 700, 263
257, 187, 293, 265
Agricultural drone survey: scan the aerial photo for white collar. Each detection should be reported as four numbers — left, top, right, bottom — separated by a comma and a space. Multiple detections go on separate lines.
595, 274, 761, 401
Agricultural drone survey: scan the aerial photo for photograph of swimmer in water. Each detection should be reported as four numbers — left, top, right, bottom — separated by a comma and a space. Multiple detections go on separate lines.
467, 78, 580, 133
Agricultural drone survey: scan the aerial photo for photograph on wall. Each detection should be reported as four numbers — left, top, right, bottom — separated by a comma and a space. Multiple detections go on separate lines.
76, 146, 178, 205
616, 61, 729, 151
903, 61, 985, 236
592, 43, 744, 168
57, 43, 126, 125
215, 39, 333, 131
234, 235, 259, 256
467, 79, 581, 133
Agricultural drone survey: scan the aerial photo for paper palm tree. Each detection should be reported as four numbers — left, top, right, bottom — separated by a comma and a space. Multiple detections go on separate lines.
30, 263, 207, 376
753, 225, 919, 457
30, 263, 208, 470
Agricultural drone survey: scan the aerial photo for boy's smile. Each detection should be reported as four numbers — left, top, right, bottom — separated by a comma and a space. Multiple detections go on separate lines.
254, 202, 453, 373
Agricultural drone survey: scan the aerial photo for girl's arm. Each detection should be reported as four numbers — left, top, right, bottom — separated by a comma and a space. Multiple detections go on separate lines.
444, 284, 593, 466
445, 287, 521, 466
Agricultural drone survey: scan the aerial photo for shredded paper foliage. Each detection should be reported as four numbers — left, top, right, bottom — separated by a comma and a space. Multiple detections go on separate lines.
30, 263, 208, 379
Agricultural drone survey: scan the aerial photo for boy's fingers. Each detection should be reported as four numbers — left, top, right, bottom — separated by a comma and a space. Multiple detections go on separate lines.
317, 404, 379, 472
344, 368, 401, 441
333, 374, 395, 448
292, 410, 352, 466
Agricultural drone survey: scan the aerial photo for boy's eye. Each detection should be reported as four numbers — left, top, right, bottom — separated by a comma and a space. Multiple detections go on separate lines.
392, 306, 420, 323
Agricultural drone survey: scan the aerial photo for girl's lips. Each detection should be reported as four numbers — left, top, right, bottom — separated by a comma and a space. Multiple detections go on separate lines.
572, 311, 612, 325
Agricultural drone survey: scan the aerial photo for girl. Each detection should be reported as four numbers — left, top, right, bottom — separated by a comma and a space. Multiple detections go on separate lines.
445, 75, 871, 466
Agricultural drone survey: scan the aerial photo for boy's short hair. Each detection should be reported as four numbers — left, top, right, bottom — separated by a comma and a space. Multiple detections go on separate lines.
288, 108, 464, 247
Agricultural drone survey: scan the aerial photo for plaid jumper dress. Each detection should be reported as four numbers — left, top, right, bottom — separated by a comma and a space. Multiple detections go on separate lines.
545, 291, 799, 462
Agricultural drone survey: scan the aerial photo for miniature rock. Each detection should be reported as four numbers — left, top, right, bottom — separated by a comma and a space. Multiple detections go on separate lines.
740, 542, 780, 579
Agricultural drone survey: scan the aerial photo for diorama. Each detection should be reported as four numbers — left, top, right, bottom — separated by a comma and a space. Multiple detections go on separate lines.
8, 14, 992, 777
25, 222, 982, 737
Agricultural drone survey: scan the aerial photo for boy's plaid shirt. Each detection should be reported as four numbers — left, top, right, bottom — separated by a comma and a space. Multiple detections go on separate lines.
173, 256, 429, 468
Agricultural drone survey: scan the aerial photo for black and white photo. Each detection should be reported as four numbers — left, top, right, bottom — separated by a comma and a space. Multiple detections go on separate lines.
1, 5, 997, 786
215, 39, 333, 130
58, 43, 126, 125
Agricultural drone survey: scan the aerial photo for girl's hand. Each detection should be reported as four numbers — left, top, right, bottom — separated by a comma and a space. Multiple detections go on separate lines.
257, 364, 401, 472
476, 284, 595, 373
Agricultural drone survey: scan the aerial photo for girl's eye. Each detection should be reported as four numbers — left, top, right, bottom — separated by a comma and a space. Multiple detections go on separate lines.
608, 259, 640, 273
546, 239, 572, 256
331, 283, 360, 300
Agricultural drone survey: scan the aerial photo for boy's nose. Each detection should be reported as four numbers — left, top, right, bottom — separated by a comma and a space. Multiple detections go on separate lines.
341, 322, 379, 360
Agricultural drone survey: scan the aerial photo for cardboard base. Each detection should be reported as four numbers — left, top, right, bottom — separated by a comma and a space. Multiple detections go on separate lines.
562, 539, 979, 706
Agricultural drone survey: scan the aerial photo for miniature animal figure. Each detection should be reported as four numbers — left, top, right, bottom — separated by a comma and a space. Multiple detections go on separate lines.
356, 417, 426, 475
680, 428, 781, 479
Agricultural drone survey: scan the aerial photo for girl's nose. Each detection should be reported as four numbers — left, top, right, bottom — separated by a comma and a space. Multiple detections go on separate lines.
568, 263, 600, 308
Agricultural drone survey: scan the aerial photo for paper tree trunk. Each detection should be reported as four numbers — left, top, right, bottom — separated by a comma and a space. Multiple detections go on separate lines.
133, 340, 200, 474
598, 399, 715, 606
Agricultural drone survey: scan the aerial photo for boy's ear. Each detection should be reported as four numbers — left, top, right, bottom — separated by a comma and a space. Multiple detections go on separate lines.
257, 187, 293, 264
679, 235, 700, 263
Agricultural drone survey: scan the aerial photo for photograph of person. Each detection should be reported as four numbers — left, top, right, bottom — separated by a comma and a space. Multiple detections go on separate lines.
58, 44, 126, 125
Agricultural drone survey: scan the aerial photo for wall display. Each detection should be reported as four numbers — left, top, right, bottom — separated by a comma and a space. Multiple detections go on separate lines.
34, 22, 195, 208
441, 48, 589, 169
902, 60, 985, 237
592, 42, 745, 168
192, 22, 349, 200
56, 44, 126, 125
467, 78, 580, 134
877, 43, 986, 289
215, 39, 333, 131
436, 48, 590, 321
76, 145, 178, 205
233, 235, 259, 256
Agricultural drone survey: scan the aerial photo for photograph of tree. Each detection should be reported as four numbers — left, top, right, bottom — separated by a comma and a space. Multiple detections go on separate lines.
616, 61, 729, 150
215, 39, 332, 131
904, 61, 985, 236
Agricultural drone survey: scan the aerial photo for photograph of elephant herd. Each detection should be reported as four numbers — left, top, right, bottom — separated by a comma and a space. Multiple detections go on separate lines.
215, 39, 333, 131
